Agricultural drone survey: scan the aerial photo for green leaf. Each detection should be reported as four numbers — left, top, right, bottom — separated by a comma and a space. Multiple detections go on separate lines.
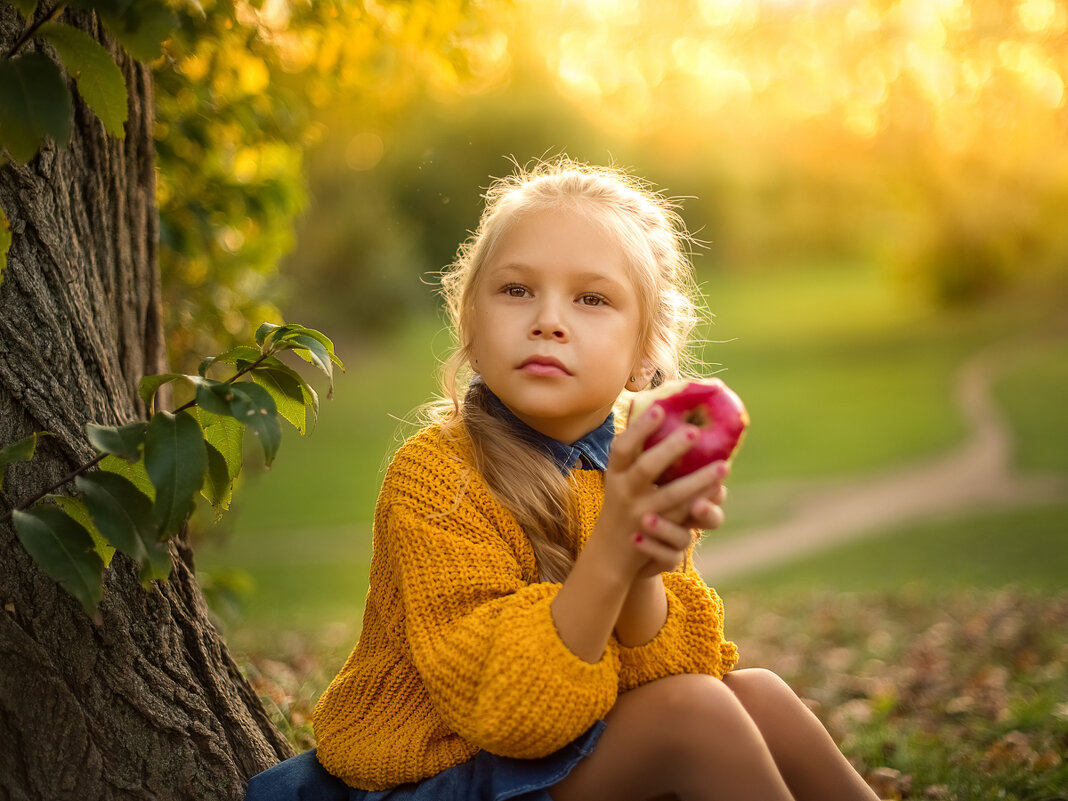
11, 1, 38, 18
251, 367, 309, 434
1, 205, 10, 288
86, 421, 147, 462
198, 345, 261, 376
13, 506, 104, 616
0, 432, 51, 492
52, 494, 113, 565
138, 372, 188, 410
202, 441, 234, 514
144, 411, 207, 538
192, 377, 236, 417
39, 22, 128, 138
95, 0, 178, 63
190, 404, 242, 514
287, 334, 332, 377
294, 326, 344, 369
260, 324, 342, 398
0, 52, 73, 164
191, 380, 280, 466
196, 409, 242, 514
194, 409, 244, 483
271, 324, 344, 369
255, 322, 284, 346
76, 472, 171, 584
99, 453, 154, 501
229, 382, 281, 466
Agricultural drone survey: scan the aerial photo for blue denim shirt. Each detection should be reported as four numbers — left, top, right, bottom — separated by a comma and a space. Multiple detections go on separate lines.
480, 384, 615, 475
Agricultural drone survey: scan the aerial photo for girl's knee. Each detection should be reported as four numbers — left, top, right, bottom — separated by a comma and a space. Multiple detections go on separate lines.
724, 667, 788, 693
629, 674, 755, 745
724, 668, 800, 714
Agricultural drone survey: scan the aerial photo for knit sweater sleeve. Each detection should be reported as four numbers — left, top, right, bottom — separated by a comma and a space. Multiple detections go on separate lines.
383, 437, 620, 759
615, 547, 739, 691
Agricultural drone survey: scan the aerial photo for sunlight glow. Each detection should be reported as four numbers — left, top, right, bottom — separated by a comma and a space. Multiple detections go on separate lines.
515, 0, 1068, 153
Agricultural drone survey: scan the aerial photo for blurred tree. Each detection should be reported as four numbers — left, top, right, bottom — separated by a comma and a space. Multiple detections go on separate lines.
155, 0, 507, 369
278, 0, 1068, 334
283, 60, 609, 336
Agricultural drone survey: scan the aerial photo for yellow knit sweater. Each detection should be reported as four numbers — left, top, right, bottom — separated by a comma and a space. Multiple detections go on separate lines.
312, 423, 739, 790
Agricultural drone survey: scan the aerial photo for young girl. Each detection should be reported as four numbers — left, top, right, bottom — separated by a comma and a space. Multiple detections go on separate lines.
245, 160, 879, 800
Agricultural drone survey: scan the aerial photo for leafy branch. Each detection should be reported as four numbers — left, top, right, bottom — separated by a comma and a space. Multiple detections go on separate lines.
0, 322, 343, 619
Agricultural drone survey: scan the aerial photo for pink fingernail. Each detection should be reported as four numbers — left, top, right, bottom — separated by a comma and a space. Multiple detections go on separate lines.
634, 533, 644, 544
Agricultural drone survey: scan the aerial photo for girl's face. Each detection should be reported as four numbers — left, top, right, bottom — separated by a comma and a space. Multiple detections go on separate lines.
468, 207, 647, 444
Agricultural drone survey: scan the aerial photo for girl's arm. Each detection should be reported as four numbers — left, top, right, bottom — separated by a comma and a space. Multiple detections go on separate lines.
611, 488, 739, 689
613, 574, 668, 646
614, 470, 729, 645
550, 407, 724, 661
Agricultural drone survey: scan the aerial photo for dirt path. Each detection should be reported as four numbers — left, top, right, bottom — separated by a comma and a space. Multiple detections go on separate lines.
694, 336, 1068, 580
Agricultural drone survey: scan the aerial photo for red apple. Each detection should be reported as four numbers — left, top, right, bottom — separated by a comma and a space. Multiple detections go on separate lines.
628, 378, 749, 484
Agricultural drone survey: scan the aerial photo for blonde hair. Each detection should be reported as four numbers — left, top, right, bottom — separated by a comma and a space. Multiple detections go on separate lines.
428, 158, 703, 582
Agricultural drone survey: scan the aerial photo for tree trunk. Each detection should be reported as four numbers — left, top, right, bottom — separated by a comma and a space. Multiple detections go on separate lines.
0, 8, 292, 799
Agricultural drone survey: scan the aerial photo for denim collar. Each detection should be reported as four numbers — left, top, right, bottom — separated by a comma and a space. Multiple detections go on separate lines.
479, 382, 614, 474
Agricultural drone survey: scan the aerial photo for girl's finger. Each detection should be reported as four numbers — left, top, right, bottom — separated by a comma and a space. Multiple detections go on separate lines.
627, 425, 701, 487
609, 405, 665, 470
647, 459, 726, 512
712, 483, 728, 506
687, 498, 725, 531
638, 512, 693, 552
631, 529, 687, 573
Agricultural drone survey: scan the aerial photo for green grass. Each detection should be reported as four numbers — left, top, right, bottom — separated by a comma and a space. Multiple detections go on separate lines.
716, 590, 1068, 801
715, 502, 1068, 597
700, 262, 1036, 488
993, 337, 1068, 473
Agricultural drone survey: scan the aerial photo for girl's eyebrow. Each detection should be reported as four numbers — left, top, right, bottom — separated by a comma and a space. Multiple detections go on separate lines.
571, 271, 628, 292
488, 262, 628, 293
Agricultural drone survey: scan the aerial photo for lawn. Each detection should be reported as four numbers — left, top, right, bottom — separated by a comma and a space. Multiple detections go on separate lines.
714, 501, 1068, 597
237, 589, 1068, 800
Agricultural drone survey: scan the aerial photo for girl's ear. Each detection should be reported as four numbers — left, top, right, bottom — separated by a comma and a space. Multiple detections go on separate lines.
626, 359, 657, 391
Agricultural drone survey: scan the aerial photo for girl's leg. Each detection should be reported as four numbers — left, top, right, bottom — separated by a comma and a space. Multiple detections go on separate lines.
722, 669, 879, 801
549, 674, 794, 801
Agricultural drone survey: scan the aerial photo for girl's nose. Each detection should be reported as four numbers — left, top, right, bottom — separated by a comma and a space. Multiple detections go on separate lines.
530, 303, 568, 341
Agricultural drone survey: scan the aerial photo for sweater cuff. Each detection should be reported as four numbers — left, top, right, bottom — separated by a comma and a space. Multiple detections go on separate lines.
538, 583, 623, 681
616, 586, 687, 690
615, 573, 738, 690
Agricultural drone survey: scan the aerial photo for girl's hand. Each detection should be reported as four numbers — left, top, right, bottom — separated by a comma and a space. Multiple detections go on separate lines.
591, 406, 726, 581
630, 461, 727, 577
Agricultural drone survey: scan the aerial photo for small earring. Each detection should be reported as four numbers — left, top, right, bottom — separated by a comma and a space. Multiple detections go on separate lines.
629, 376, 637, 384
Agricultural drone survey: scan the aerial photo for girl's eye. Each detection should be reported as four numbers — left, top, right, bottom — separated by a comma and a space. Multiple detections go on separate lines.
580, 293, 607, 307
503, 284, 528, 298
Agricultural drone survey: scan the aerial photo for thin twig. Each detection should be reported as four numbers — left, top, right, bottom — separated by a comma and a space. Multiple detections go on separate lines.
4, 3, 67, 60
1, 452, 105, 525
1, 350, 278, 524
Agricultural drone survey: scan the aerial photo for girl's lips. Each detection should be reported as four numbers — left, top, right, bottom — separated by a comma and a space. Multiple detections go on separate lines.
519, 357, 571, 376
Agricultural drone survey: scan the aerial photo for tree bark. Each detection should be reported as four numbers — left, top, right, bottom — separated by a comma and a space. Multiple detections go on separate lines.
0, 7, 292, 799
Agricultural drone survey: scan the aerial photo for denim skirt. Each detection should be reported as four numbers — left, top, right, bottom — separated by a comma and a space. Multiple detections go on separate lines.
244, 721, 605, 801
